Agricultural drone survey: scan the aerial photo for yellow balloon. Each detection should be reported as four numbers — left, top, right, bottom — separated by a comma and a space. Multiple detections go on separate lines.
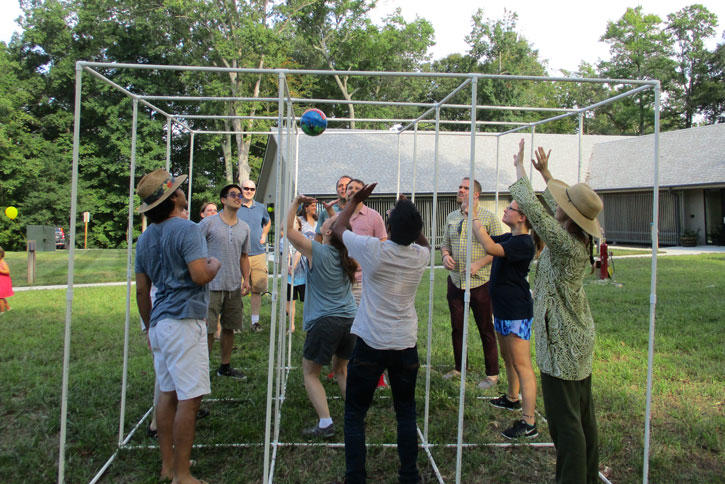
5, 206, 18, 220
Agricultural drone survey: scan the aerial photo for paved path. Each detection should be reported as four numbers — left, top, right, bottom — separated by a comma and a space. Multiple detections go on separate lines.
12, 245, 725, 292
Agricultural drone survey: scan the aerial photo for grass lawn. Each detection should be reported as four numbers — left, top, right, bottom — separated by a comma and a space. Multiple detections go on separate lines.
0, 254, 722, 483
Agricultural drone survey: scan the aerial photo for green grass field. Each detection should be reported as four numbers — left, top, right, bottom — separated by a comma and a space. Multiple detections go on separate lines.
0, 253, 722, 483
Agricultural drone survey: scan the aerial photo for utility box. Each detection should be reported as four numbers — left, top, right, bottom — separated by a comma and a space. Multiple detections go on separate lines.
26, 225, 56, 251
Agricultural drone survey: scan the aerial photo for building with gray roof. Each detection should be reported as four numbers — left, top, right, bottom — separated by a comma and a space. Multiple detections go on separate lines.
258, 124, 725, 246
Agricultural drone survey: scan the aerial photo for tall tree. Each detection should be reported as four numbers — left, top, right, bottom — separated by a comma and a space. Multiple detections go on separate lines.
598, 6, 676, 134
694, 40, 725, 123
462, 9, 555, 131
666, 4, 718, 128
292, 3, 434, 128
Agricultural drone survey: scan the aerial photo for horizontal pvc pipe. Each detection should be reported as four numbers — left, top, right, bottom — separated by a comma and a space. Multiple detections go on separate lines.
78, 61, 658, 85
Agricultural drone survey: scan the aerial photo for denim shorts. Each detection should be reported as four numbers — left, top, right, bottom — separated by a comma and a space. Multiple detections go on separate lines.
494, 317, 533, 340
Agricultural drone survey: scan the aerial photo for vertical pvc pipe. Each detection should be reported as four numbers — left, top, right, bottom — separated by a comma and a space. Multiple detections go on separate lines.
118, 98, 139, 447
495, 135, 501, 213
528, 126, 536, 181
58, 62, 83, 484
263, 73, 286, 484
577, 113, 584, 183
187, 132, 195, 213
165, 116, 171, 171
396, 134, 402, 200
642, 82, 661, 484
455, 76, 478, 484
412, 122, 418, 203
423, 105, 441, 442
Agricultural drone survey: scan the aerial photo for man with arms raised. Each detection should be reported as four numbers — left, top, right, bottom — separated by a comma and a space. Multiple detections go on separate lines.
199, 184, 251, 380
236, 180, 271, 332
333, 185, 430, 484
135, 169, 220, 484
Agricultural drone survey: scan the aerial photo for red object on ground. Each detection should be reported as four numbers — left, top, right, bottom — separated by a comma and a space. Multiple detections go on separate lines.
599, 242, 609, 279
376, 374, 387, 389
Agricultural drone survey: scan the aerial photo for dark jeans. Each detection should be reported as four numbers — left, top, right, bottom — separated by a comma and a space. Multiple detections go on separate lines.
446, 277, 499, 376
344, 339, 420, 484
540, 372, 599, 484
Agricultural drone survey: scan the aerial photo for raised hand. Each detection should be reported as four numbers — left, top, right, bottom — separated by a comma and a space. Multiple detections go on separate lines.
296, 194, 318, 205
513, 138, 525, 166
532, 147, 551, 173
322, 198, 337, 209
352, 182, 377, 205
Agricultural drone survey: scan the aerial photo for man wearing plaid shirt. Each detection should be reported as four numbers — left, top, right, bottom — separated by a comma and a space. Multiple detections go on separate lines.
440, 177, 503, 389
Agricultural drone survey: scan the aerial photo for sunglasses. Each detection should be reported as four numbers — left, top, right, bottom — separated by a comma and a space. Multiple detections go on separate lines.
242, 187, 256, 192
225, 192, 243, 199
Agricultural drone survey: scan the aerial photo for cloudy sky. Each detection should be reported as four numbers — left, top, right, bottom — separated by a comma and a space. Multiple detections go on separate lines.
1, 1, 723, 74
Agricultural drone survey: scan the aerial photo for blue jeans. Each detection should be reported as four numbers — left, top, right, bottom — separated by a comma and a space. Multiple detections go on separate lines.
344, 339, 420, 484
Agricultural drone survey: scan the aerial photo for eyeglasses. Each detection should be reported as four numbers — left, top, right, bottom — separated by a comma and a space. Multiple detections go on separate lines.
504, 206, 522, 214
225, 192, 243, 199
242, 187, 256, 192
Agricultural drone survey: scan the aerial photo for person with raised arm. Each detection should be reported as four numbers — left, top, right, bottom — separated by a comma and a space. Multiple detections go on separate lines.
509, 143, 603, 483
285, 194, 358, 439
332, 184, 430, 484
465, 139, 543, 440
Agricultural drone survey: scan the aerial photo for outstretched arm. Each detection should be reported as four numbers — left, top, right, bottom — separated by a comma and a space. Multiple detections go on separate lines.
332, 183, 377, 241
514, 138, 527, 181
286, 196, 315, 259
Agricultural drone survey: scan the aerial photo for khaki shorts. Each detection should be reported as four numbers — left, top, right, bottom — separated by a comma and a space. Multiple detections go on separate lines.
149, 318, 211, 401
207, 289, 244, 334
249, 253, 269, 293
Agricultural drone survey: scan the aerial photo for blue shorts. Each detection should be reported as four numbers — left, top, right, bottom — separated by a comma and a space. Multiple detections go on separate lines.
494, 317, 533, 340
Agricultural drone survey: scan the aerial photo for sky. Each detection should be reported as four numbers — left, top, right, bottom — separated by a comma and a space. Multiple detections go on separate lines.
1, 1, 723, 74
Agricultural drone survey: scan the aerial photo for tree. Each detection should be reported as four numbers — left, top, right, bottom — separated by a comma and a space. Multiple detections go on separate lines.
695, 40, 725, 123
599, 6, 676, 134
666, 4, 718, 128
461, 9, 555, 131
292, 3, 434, 128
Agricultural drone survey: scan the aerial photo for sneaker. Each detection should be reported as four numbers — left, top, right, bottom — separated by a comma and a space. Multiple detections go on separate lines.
251, 322, 262, 332
477, 377, 498, 390
216, 366, 247, 380
443, 369, 461, 380
489, 394, 521, 411
501, 419, 538, 439
302, 422, 335, 439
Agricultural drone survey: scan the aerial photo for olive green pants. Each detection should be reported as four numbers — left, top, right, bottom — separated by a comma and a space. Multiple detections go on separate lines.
541, 372, 599, 484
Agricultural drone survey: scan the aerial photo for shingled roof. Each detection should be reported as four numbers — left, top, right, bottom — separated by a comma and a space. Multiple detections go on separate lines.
259, 130, 630, 202
588, 123, 725, 191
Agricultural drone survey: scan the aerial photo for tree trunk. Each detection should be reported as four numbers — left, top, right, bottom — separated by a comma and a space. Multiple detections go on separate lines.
332, 72, 355, 129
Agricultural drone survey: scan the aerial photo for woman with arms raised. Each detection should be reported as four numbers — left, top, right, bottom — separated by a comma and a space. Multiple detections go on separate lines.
509, 143, 603, 483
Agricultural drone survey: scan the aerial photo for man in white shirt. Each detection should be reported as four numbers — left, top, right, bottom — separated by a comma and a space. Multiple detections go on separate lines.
332, 184, 430, 484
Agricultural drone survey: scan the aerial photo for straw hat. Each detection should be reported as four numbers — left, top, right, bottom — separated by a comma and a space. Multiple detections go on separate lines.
136, 169, 187, 214
547, 179, 603, 239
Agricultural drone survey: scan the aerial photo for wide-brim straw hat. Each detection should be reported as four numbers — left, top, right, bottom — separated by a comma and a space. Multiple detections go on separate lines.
547, 179, 603, 239
136, 169, 187, 214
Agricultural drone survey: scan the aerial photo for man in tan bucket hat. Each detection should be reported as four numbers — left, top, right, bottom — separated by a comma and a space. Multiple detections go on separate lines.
135, 168, 220, 484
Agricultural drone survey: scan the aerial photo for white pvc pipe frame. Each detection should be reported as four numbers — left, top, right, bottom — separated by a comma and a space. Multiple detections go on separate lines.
60, 62, 660, 484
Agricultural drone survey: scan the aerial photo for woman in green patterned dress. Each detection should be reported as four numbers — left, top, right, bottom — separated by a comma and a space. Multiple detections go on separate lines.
509, 144, 604, 484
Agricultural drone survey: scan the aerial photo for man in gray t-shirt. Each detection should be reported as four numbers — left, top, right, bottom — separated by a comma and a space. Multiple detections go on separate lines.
135, 169, 220, 483
199, 184, 251, 380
